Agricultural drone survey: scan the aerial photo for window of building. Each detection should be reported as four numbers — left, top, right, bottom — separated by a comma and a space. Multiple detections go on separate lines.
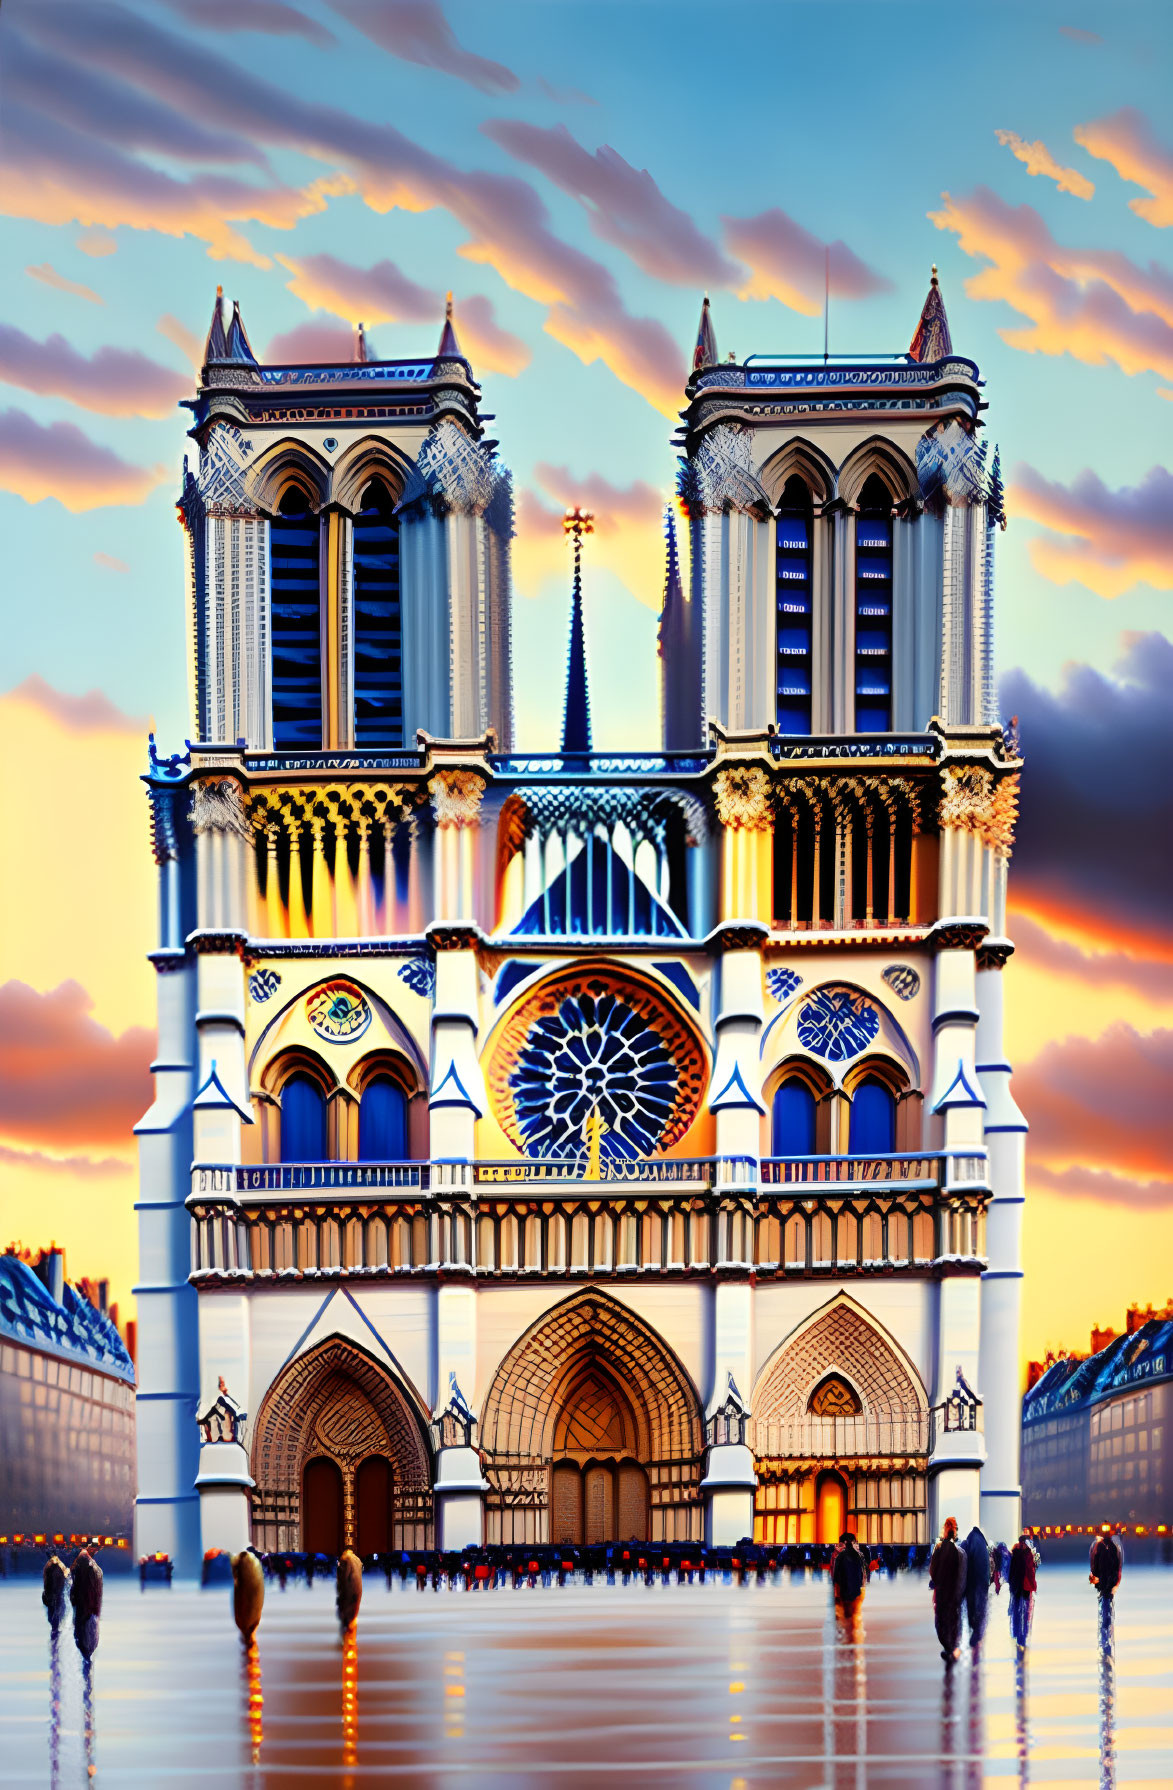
358, 1076, 408, 1161
854, 475, 893, 733
776, 478, 813, 735
281, 1073, 327, 1163
849, 1076, 896, 1154
352, 478, 403, 750
772, 1078, 816, 1155
270, 488, 322, 749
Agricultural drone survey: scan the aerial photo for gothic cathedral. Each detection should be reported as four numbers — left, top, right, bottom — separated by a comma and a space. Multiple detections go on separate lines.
135, 277, 1025, 1571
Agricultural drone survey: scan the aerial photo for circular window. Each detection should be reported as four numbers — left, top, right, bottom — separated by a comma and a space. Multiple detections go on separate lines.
796, 988, 879, 1062
307, 980, 371, 1043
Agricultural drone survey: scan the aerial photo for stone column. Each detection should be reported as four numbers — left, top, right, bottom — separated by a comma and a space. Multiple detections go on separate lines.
432, 1286, 486, 1547
977, 946, 1027, 1540
712, 763, 773, 925
194, 1381, 254, 1557
135, 785, 201, 1572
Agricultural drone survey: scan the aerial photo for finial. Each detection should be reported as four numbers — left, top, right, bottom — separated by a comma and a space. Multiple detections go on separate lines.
446, 290, 453, 316
216, 283, 223, 297
931, 264, 939, 285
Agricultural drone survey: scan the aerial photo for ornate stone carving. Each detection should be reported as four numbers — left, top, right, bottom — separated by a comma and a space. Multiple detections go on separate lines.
189, 777, 252, 839
199, 1376, 247, 1445
149, 788, 180, 864
417, 420, 497, 515
939, 765, 1019, 857
712, 765, 772, 831
916, 419, 987, 510
429, 769, 486, 827
197, 423, 257, 516
679, 424, 770, 515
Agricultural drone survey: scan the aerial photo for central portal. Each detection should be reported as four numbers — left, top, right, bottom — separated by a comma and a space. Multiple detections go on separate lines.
549, 1363, 650, 1544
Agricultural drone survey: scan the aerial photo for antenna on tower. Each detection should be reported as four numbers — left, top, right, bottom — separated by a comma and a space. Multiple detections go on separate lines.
560, 506, 594, 755
823, 246, 830, 364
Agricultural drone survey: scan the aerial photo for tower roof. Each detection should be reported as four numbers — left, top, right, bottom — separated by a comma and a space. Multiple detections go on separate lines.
658, 506, 683, 660
561, 507, 594, 755
692, 294, 718, 372
909, 265, 952, 363
354, 321, 369, 363
224, 299, 258, 366
203, 286, 228, 364
437, 291, 462, 360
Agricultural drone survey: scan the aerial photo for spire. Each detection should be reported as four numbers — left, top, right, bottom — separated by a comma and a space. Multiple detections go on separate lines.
909, 264, 952, 363
225, 299, 258, 366
988, 444, 1006, 529
658, 506, 682, 660
692, 294, 718, 372
203, 285, 227, 364
355, 320, 369, 363
437, 290, 462, 359
560, 506, 594, 755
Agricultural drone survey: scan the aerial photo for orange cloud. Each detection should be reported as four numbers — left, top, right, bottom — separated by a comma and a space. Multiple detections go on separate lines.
6, 675, 145, 735
994, 130, 1094, 199
1009, 912, 1173, 1002
0, 408, 167, 511
93, 552, 129, 574
75, 227, 117, 258
276, 252, 531, 376
0, 981, 153, 1151
0, 1143, 129, 1180
157, 312, 203, 371
0, 324, 189, 418
1008, 463, 1172, 597
723, 209, 892, 315
930, 187, 1173, 378
25, 262, 102, 305
513, 471, 669, 611
1014, 1025, 1173, 1182
1075, 108, 1173, 228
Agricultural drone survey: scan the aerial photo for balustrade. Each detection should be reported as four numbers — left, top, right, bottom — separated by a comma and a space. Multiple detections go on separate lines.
750, 1413, 931, 1459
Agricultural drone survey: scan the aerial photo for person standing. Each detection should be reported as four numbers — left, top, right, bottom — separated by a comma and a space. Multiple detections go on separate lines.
832, 1531, 868, 1617
930, 1517, 968, 1662
1008, 1532, 1038, 1654
963, 1525, 992, 1650
1089, 1529, 1123, 1653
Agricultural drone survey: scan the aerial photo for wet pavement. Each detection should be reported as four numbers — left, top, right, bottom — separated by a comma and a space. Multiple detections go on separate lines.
1, 1564, 1170, 1786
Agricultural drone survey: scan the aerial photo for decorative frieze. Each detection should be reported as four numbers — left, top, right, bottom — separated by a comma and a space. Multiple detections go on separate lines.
190, 776, 252, 840
429, 769, 486, 827
712, 765, 772, 831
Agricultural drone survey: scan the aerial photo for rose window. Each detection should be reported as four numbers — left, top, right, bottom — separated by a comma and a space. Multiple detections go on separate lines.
796, 988, 879, 1062
489, 974, 706, 1161
307, 980, 371, 1043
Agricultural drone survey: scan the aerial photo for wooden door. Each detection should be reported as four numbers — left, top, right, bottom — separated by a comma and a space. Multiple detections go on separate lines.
816, 1471, 847, 1545
551, 1463, 583, 1544
355, 1456, 393, 1555
584, 1464, 614, 1544
617, 1463, 649, 1541
303, 1456, 344, 1554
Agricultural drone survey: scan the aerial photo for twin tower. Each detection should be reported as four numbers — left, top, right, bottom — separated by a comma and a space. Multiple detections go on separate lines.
135, 275, 1025, 1572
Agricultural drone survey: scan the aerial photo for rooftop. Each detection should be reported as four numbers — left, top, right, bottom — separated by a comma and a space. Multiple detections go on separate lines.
0, 1248, 135, 1385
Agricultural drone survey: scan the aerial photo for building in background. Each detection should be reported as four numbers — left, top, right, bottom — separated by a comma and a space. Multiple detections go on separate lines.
0, 1246, 136, 1543
1022, 1308, 1173, 1531
136, 278, 1025, 1574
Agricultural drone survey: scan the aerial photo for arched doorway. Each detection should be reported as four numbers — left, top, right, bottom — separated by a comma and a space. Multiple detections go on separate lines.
250, 1338, 433, 1553
751, 1296, 931, 1547
303, 1456, 344, 1554
816, 1470, 847, 1544
479, 1291, 704, 1546
355, 1455, 393, 1555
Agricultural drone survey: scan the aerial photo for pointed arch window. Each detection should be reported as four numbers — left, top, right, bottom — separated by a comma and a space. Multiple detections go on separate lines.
281, 1072, 327, 1163
849, 1076, 895, 1154
772, 1077, 816, 1156
776, 476, 813, 735
854, 474, 893, 733
352, 478, 403, 750
358, 1076, 408, 1161
270, 487, 322, 749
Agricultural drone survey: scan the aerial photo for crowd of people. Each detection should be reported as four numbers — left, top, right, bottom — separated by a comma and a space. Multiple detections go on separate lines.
828, 1519, 1126, 1666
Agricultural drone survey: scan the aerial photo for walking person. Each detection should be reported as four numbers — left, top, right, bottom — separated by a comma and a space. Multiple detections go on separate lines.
963, 1525, 992, 1650
1089, 1528, 1123, 1654
832, 1531, 868, 1620
929, 1517, 968, 1663
1007, 1532, 1038, 1655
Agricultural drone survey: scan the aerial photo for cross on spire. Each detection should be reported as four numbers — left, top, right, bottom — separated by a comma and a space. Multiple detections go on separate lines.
561, 506, 594, 755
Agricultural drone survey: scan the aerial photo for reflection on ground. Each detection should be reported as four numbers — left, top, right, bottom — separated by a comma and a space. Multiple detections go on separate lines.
1, 1564, 1169, 1787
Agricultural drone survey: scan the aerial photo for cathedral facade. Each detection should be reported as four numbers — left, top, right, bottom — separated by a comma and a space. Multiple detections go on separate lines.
135, 280, 1025, 1573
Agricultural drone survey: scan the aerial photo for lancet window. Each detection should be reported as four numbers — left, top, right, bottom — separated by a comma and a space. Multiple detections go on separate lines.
848, 1076, 896, 1154
854, 475, 893, 733
772, 1078, 817, 1156
352, 478, 403, 750
270, 488, 322, 749
358, 1077, 408, 1162
772, 778, 919, 929
281, 1073, 327, 1163
775, 477, 814, 735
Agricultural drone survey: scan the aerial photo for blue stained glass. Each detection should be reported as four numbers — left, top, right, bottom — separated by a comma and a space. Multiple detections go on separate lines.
766, 966, 803, 1001
509, 990, 679, 1159
777, 703, 811, 733
359, 1077, 407, 1160
270, 491, 322, 751
772, 1080, 816, 1155
778, 520, 809, 549
796, 989, 880, 1062
778, 628, 812, 654
849, 1077, 895, 1152
281, 1073, 326, 1162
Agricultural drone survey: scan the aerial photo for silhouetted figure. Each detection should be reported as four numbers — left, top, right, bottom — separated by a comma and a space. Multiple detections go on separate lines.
69, 1549, 103, 1660
832, 1531, 867, 1617
1008, 1533, 1038, 1654
964, 1525, 991, 1649
336, 1547, 363, 1630
233, 1549, 265, 1642
930, 1517, 968, 1662
42, 1556, 69, 1630
992, 1539, 1010, 1595
1090, 1530, 1123, 1654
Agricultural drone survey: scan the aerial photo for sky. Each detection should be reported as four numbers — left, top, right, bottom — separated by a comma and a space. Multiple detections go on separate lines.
0, 0, 1170, 1376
